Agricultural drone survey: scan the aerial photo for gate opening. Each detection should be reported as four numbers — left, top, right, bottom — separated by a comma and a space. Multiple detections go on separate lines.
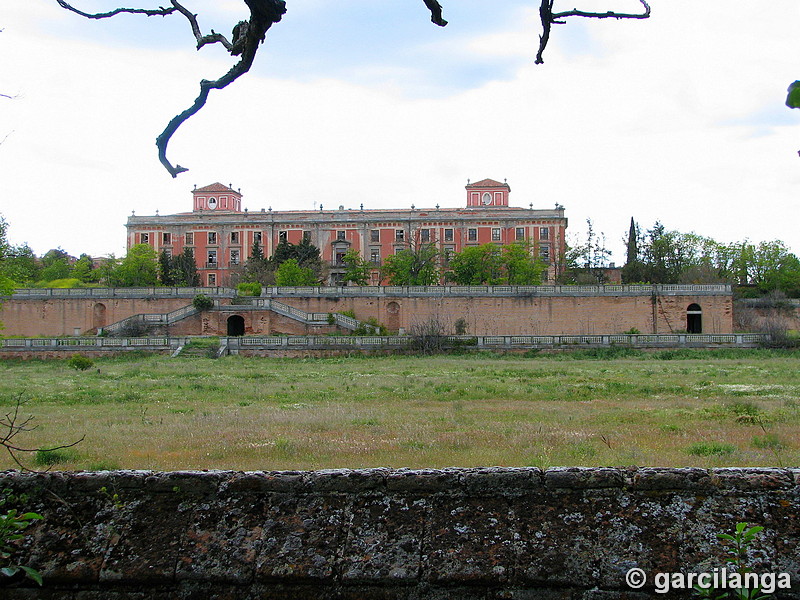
227, 315, 245, 336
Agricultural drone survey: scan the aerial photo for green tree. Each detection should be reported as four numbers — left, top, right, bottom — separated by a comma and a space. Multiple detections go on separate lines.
501, 242, 545, 285
446, 244, 503, 285
0, 217, 16, 301
171, 247, 200, 286
381, 241, 439, 286
114, 244, 159, 286
242, 239, 274, 285
39, 248, 72, 282
275, 258, 317, 286
2, 243, 40, 286
341, 248, 372, 286
71, 253, 99, 283
158, 249, 174, 286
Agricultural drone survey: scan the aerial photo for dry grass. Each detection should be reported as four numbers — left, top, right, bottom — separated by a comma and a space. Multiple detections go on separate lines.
1, 349, 799, 470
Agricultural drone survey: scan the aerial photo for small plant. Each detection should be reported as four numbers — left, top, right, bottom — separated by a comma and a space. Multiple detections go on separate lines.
327, 313, 336, 326
99, 486, 125, 510
693, 523, 780, 599
0, 489, 43, 586
67, 354, 94, 371
623, 327, 641, 334
192, 293, 215, 311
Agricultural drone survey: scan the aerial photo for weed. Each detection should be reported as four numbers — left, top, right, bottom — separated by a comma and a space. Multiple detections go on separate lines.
67, 354, 94, 371
686, 442, 737, 457
693, 523, 783, 599
33, 448, 78, 467
0, 489, 42, 586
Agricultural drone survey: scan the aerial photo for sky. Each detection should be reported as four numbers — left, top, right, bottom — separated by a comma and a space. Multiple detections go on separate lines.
2, 1, 799, 264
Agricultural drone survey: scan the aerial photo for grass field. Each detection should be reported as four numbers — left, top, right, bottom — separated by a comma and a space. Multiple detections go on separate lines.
1, 348, 799, 471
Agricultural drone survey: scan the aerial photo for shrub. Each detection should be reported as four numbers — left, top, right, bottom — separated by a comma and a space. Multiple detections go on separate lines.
192, 293, 215, 311
236, 282, 262, 297
67, 354, 94, 371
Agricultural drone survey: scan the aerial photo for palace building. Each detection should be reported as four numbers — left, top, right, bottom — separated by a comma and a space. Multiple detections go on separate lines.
125, 178, 568, 286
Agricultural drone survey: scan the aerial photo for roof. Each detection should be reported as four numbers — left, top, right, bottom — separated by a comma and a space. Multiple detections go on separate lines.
465, 178, 510, 189
193, 182, 240, 194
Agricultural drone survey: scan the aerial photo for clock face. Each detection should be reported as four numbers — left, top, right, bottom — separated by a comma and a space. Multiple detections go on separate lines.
208, 197, 217, 209
482, 192, 492, 205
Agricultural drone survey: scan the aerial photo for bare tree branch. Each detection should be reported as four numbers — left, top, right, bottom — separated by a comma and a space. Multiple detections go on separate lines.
536, 0, 651, 64
55, 1, 177, 19
57, 0, 287, 177
1, 395, 84, 471
422, 0, 448, 27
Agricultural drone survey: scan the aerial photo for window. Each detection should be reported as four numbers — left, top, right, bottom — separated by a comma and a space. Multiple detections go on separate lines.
207, 250, 217, 265
468, 228, 478, 242
444, 229, 454, 242
443, 246, 455, 265
491, 228, 501, 242
370, 229, 380, 242
279, 231, 287, 243
337, 230, 346, 240
230, 249, 240, 265
163, 249, 172, 258
230, 231, 240, 244
539, 245, 550, 263
370, 249, 381, 265
162, 232, 171, 245
395, 229, 405, 242
253, 231, 262, 243
208, 231, 217, 245
515, 227, 526, 241
185, 232, 194, 245
420, 229, 430, 243
140, 233, 149, 244
207, 273, 216, 286
335, 251, 347, 266
540, 227, 550, 240
303, 231, 311, 242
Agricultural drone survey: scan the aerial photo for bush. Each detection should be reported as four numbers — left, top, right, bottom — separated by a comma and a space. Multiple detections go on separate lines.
236, 282, 262, 297
67, 354, 94, 371
192, 293, 215, 311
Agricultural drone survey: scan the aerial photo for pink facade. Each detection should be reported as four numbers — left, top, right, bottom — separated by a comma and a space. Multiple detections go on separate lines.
127, 179, 568, 286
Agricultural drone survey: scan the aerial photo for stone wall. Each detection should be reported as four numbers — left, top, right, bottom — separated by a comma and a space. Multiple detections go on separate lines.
1, 467, 798, 599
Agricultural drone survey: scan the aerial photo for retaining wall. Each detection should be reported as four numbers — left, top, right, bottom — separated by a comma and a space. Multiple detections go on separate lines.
1, 467, 798, 599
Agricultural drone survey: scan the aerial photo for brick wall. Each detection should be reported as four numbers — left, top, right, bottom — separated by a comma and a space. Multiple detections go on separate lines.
1, 468, 797, 599
1, 292, 734, 337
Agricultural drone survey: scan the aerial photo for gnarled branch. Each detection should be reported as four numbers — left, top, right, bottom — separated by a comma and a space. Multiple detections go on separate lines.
55, 1, 177, 19
536, 0, 651, 64
1, 395, 85, 471
422, 0, 448, 27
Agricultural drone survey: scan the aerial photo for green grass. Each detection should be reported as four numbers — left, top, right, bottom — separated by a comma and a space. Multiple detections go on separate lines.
0, 349, 798, 470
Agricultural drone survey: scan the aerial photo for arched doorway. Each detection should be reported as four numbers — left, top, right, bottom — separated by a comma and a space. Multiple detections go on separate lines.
92, 303, 107, 331
227, 314, 245, 336
687, 304, 702, 334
